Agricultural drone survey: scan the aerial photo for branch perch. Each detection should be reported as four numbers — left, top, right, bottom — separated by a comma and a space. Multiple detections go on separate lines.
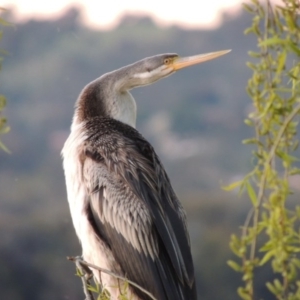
67, 256, 157, 300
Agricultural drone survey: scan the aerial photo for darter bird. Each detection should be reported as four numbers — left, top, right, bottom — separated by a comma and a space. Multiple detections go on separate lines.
62, 50, 230, 300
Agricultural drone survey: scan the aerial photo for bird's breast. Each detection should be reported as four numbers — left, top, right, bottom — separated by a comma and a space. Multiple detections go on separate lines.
62, 122, 88, 240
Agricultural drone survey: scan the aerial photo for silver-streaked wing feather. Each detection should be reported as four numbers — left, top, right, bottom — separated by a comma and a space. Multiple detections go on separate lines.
84, 159, 158, 260
83, 117, 196, 300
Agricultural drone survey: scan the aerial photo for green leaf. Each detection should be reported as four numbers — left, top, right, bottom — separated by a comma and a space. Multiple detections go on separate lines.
0, 140, 10, 153
244, 119, 254, 126
244, 27, 254, 35
289, 168, 300, 175
247, 51, 261, 58
259, 37, 287, 47
266, 282, 277, 295
245, 181, 257, 206
259, 250, 275, 266
242, 138, 261, 146
88, 284, 99, 293
277, 151, 300, 163
229, 234, 244, 257
222, 180, 243, 191
276, 51, 286, 74
227, 260, 242, 272
246, 62, 257, 70
260, 241, 274, 252
243, 3, 255, 13
0, 94, 6, 108
288, 41, 300, 56
274, 279, 283, 292
237, 287, 252, 300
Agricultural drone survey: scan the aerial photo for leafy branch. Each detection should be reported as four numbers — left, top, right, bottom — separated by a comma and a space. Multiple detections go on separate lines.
68, 256, 156, 300
226, 1, 300, 299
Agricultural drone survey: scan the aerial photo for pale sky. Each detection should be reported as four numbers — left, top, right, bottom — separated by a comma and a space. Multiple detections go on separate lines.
3, 0, 242, 29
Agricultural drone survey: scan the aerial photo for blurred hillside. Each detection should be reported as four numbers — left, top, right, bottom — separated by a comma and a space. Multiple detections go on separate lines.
0, 7, 282, 300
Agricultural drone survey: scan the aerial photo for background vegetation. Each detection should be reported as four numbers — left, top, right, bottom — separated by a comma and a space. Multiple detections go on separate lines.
0, 9, 10, 151
227, 1, 300, 299
0, 4, 299, 300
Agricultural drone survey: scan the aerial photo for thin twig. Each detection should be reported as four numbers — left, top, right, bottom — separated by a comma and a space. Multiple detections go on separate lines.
67, 256, 157, 300
70, 256, 95, 300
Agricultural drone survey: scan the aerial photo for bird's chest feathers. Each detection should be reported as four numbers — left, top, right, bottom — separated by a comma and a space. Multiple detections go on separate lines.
110, 92, 137, 128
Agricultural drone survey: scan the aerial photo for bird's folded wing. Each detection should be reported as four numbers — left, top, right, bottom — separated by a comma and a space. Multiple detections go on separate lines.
82, 119, 196, 299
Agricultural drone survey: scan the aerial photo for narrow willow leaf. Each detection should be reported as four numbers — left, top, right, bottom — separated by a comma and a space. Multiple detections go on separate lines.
253, 24, 261, 36
229, 234, 243, 257
0, 94, 6, 107
237, 287, 252, 300
245, 181, 257, 206
288, 41, 300, 56
266, 282, 277, 295
285, 12, 296, 30
246, 62, 257, 70
242, 138, 256, 144
242, 138, 262, 146
277, 151, 300, 163
222, 180, 243, 191
248, 51, 261, 58
259, 250, 275, 266
244, 27, 254, 35
274, 279, 283, 292
260, 240, 274, 252
259, 100, 273, 118
259, 37, 287, 46
227, 260, 242, 272
0, 140, 10, 153
88, 285, 99, 293
276, 51, 286, 74
244, 119, 253, 126
243, 3, 255, 13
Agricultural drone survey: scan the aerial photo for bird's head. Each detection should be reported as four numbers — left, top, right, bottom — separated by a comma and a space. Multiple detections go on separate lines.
75, 49, 231, 126
118, 50, 231, 90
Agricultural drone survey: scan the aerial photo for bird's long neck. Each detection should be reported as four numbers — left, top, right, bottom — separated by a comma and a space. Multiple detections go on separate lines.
74, 73, 137, 128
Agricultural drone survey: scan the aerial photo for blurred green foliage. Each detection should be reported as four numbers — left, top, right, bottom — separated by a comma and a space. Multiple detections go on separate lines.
226, 1, 300, 299
0, 8, 11, 151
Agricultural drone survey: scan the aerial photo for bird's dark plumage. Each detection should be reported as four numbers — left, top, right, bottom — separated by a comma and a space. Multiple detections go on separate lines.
83, 117, 196, 299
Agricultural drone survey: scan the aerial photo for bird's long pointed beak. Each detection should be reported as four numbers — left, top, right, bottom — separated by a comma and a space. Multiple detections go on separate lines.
172, 50, 231, 71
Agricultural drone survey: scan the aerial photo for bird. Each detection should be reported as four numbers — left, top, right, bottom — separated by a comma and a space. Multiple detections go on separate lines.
62, 50, 230, 300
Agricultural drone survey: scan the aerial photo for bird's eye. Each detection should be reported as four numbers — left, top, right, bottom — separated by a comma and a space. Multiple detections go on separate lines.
164, 58, 171, 65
